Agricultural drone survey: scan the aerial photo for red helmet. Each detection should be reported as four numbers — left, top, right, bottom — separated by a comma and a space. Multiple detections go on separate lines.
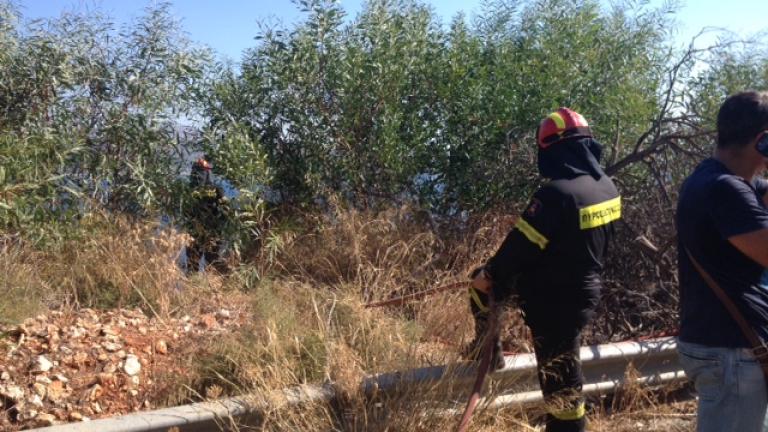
537, 108, 592, 148
194, 158, 213, 171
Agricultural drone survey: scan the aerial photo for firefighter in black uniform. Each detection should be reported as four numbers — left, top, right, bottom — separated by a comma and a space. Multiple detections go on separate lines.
468, 108, 621, 432
185, 156, 229, 273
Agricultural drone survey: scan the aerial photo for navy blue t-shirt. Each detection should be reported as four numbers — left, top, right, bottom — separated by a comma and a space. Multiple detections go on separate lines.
677, 158, 768, 348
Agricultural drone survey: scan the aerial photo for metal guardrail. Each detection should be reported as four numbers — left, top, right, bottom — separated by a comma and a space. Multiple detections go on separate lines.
31, 337, 684, 432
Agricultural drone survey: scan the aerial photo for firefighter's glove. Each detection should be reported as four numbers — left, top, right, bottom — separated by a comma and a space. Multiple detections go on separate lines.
468, 266, 494, 316
469, 266, 484, 279
470, 266, 493, 295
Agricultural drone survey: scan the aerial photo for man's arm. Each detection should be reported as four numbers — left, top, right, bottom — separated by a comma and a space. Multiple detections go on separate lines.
728, 230, 768, 268
754, 177, 768, 207
471, 228, 545, 296
473, 186, 563, 301
712, 177, 768, 268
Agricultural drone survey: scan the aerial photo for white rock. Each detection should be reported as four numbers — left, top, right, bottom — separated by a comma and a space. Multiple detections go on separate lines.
29, 394, 44, 408
0, 371, 9, 380
123, 355, 141, 376
102, 342, 122, 352
53, 374, 69, 383
35, 376, 52, 384
216, 309, 232, 319
34, 355, 53, 373
1, 385, 25, 401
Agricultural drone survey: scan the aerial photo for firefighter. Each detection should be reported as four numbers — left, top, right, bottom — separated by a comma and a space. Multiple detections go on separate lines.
468, 108, 621, 432
185, 156, 228, 273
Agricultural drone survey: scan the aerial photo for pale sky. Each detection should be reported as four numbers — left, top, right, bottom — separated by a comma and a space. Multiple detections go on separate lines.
15, 0, 768, 62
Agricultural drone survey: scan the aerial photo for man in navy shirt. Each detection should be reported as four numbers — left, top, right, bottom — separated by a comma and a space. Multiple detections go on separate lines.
677, 91, 768, 432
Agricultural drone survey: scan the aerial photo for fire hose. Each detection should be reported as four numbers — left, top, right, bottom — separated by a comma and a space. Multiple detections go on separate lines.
363, 281, 470, 308
363, 278, 498, 431
456, 297, 498, 432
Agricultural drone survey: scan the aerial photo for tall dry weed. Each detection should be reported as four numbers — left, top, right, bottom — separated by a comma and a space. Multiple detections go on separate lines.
47, 213, 190, 316
268, 203, 444, 298
0, 212, 206, 320
264, 201, 517, 309
0, 236, 49, 323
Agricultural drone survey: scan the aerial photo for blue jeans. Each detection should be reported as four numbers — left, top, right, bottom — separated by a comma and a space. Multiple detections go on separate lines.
678, 341, 768, 432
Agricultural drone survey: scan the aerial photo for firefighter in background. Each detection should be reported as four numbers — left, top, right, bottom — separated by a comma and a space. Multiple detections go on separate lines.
185, 156, 229, 273
468, 108, 621, 432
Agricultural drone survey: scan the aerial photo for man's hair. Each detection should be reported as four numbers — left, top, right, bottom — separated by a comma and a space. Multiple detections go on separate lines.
717, 91, 768, 149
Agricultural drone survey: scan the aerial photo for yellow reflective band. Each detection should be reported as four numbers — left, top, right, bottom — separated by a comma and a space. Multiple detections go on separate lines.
550, 401, 586, 421
548, 111, 566, 130
468, 287, 490, 313
193, 189, 218, 199
579, 196, 621, 230
515, 218, 549, 250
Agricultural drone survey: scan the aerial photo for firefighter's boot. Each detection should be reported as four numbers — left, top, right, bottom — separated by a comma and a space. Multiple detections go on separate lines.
544, 392, 586, 432
545, 410, 586, 432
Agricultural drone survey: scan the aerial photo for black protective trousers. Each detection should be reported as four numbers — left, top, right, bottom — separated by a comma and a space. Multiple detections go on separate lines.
530, 323, 586, 432
469, 288, 587, 432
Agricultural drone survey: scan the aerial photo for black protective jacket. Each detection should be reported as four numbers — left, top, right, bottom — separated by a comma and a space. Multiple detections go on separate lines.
485, 137, 620, 330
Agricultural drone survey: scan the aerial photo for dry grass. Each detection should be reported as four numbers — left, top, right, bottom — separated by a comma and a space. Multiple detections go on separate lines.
177, 286, 473, 430
0, 204, 692, 430
589, 376, 695, 432
269, 203, 444, 294
0, 236, 49, 324
0, 211, 223, 323
175, 281, 692, 431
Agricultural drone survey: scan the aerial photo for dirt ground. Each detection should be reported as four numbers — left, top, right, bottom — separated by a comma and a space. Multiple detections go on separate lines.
0, 305, 247, 430
1, 304, 699, 431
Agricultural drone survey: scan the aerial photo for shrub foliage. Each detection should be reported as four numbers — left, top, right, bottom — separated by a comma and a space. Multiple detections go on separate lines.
1, 0, 767, 336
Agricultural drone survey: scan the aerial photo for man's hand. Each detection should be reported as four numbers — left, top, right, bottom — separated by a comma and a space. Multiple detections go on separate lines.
471, 267, 493, 294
